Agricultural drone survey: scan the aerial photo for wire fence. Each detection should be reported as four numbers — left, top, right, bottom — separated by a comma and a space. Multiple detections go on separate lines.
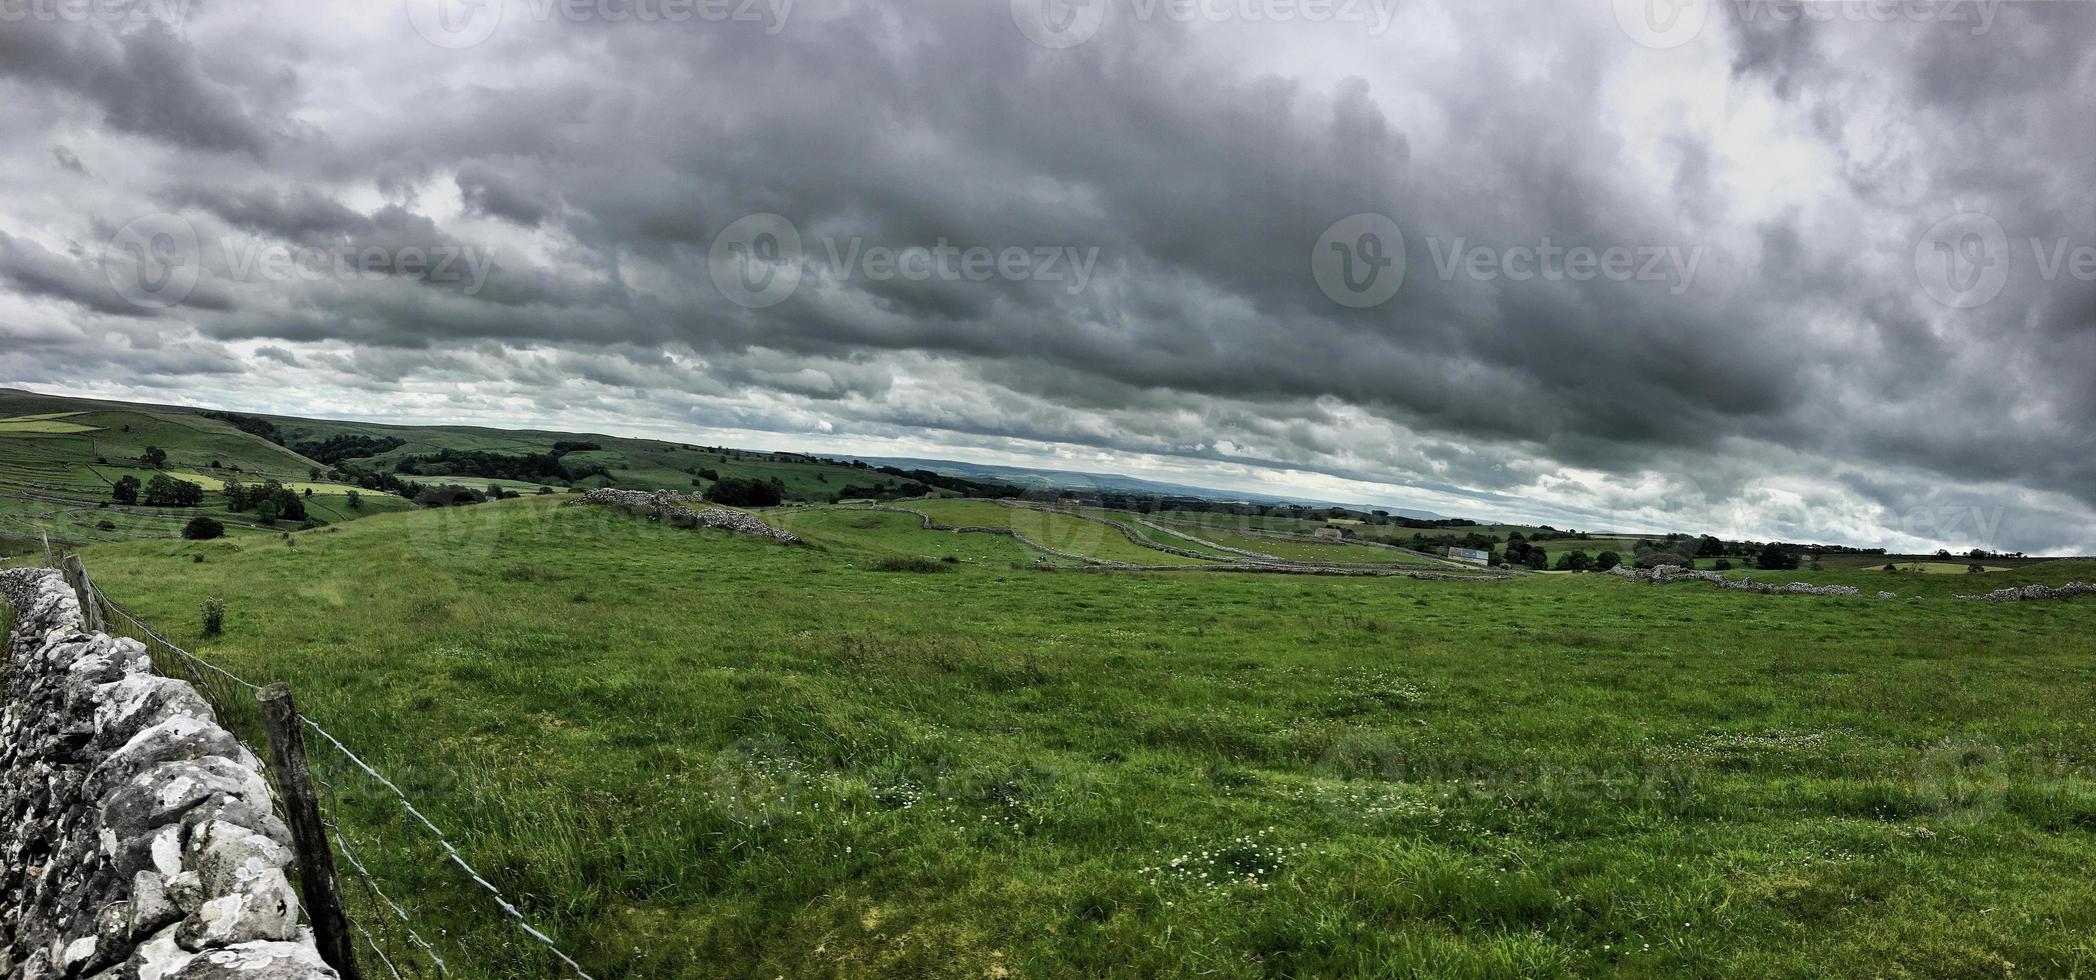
63, 562, 598, 980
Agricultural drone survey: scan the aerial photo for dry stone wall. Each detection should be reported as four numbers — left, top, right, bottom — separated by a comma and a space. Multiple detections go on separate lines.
0, 568, 336, 980
1954, 581, 2096, 603
1607, 564, 1894, 599
574, 488, 800, 543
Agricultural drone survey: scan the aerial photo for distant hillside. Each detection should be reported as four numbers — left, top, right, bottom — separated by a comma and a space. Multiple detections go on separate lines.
0, 389, 1016, 549
848, 456, 1447, 520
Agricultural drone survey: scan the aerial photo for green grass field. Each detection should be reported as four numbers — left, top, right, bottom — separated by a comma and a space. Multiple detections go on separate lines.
773, 507, 1079, 566
909, 499, 1222, 566
1072, 507, 1247, 560
66, 496, 2096, 978
1152, 520, 1430, 565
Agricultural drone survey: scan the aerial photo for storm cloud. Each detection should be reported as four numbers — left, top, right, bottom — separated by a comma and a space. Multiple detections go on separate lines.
1, 0, 2090, 552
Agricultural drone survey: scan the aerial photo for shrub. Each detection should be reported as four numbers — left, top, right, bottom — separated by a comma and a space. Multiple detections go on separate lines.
95, 520, 116, 531
1756, 542, 1802, 571
705, 477, 784, 508
201, 597, 225, 637
182, 516, 226, 540
112, 475, 141, 505
1712, 559, 1734, 571
1593, 551, 1622, 571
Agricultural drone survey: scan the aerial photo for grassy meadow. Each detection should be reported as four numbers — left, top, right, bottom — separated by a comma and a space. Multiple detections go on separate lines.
68, 495, 2096, 978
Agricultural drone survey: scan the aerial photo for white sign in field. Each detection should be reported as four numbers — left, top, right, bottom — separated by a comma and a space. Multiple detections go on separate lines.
1446, 547, 1491, 566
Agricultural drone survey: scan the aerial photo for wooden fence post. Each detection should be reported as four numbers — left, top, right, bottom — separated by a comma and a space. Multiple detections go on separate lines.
258, 683, 363, 980
62, 555, 105, 634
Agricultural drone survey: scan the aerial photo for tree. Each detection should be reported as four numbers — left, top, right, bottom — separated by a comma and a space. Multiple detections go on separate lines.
112, 475, 141, 505
704, 477, 784, 508
1756, 542, 1801, 571
1554, 550, 1592, 571
1967, 563, 1986, 574
346, 490, 362, 510
1712, 559, 1734, 571
1594, 551, 1622, 571
182, 516, 226, 540
256, 497, 281, 524
1695, 535, 1725, 558
141, 446, 168, 469
142, 475, 203, 507
1525, 547, 1549, 571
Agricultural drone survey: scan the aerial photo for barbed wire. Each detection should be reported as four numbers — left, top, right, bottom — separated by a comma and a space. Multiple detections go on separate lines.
73, 570, 597, 980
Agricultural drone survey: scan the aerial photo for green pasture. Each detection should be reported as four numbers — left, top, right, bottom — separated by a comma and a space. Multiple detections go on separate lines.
66, 496, 2096, 978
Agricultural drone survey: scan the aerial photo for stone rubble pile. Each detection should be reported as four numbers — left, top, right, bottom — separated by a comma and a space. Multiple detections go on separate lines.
0, 567, 337, 980
575, 488, 799, 543
1606, 563, 1889, 598
1954, 581, 2096, 603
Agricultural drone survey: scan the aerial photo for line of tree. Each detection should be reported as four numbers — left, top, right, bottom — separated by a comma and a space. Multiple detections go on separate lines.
202, 411, 284, 444
222, 478, 308, 523
392, 448, 609, 484
114, 472, 212, 508
705, 477, 784, 507
290, 434, 406, 465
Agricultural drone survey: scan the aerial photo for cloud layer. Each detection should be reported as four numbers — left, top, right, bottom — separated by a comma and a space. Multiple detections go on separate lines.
1, 0, 2091, 552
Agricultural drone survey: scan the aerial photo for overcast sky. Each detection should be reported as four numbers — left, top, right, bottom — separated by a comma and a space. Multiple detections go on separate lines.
2, 0, 2091, 552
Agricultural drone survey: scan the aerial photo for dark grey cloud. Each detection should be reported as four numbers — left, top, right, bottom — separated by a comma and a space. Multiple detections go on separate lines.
0, 0, 2091, 553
